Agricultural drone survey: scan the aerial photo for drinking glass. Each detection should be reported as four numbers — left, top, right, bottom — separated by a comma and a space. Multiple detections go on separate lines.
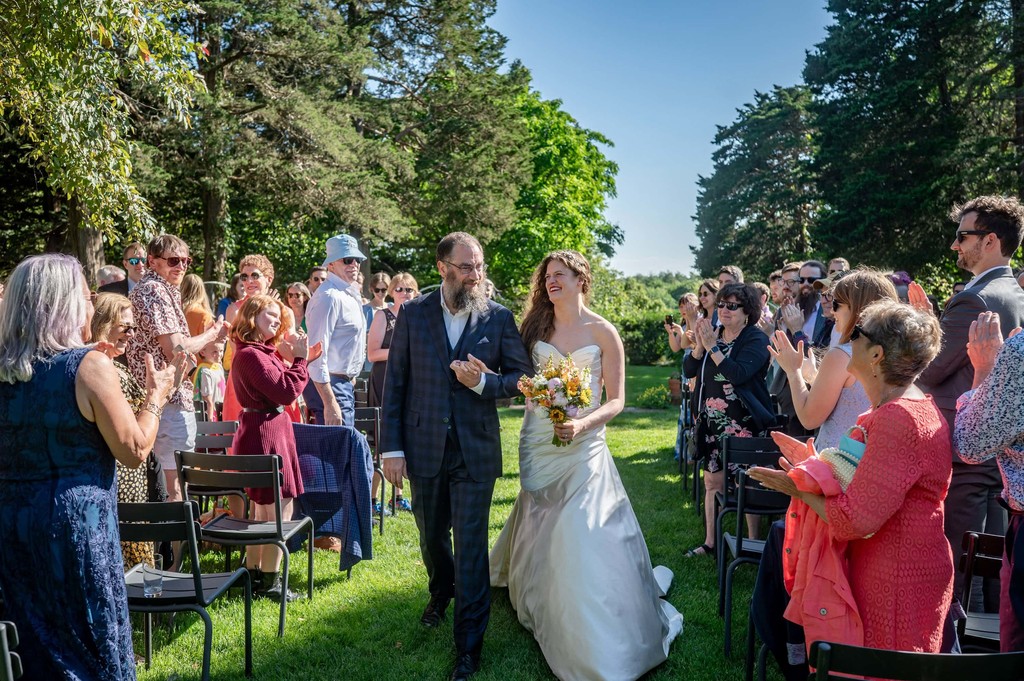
143, 554, 163, 598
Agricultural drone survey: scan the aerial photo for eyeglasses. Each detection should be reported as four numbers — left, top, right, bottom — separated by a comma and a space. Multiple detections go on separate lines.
286, 292, 303, 299
717, 301, 742, 311
154, 255, 192, 269
955, 230, 992, 243
831, 299, 845, 312
239, 272, 263, 282
373, 287, 387, 294
850, 324, 880, 345
341, 257, 361, 265
828, 268, 845, 276
394, 286, 416, 294
118, 324, 137, 335
445, 261, 486, 275
799, 276, 821, 284
782, 278, 800, 286
125, 257, 144, 267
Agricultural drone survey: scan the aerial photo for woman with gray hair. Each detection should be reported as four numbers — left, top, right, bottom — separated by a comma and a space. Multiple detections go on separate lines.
0, 254, 179, 679
751, 300, 954, 654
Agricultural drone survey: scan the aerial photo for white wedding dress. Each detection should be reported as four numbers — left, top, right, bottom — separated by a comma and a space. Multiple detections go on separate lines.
490, 341, 683, 681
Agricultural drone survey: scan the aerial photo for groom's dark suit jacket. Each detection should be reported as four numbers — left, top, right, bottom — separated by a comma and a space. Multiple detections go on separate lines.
380, 290, 532, 481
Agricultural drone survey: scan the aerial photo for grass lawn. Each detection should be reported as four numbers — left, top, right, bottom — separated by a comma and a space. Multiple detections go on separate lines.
137, 368, 761, 681
623, 364, 676, 406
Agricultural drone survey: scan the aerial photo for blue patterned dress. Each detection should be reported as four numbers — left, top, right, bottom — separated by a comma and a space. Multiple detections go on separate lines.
0, 348, 135, 680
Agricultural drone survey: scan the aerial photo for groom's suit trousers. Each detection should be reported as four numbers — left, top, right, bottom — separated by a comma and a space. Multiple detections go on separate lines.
410, 427, 495, 658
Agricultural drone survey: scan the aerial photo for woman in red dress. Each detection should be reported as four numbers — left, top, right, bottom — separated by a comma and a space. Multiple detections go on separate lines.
751, 299, 954, 654
230, 293, 319, 601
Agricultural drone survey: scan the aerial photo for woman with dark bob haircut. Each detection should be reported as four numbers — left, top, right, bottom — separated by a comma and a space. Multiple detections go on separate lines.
682, 283, 773, 558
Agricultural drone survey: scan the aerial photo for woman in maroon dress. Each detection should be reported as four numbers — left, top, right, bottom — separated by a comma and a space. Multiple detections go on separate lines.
230, 294, 320, 601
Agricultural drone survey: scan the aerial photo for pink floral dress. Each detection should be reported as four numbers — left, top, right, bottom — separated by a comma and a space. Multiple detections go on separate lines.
694, 337, 757, 473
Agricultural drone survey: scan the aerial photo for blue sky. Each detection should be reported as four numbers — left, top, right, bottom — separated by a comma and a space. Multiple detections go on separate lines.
489, 1, 831, 276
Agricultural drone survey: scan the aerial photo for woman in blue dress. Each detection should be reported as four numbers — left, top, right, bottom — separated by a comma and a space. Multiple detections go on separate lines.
0, 253, 177, 680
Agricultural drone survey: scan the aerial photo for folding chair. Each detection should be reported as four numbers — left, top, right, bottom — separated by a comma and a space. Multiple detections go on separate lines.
176, 450, 314, 637
720, 469, 789, 656
354, 378, 370, 409
958, 530, 1003, 650
0, 621, 21, 681
354, 406, 387, 535
713, 436, 788, 571
810, 640, 1024, 680
119, 501, 252, 681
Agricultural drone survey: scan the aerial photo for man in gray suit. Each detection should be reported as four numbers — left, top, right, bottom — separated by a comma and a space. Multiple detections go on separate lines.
919, 195, 1024, 605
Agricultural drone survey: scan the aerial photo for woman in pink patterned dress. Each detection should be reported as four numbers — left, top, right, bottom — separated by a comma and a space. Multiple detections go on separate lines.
752, 300, 954, 653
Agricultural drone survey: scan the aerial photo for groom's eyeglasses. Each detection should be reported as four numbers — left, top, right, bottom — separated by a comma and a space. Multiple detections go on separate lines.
445, 261, 486, 275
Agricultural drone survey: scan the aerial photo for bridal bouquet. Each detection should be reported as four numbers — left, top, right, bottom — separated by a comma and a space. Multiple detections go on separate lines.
518, 355, 593, 447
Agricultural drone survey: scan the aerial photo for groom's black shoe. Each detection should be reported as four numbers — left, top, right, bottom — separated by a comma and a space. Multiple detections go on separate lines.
450, 653, 480, 681
420, 596, 450, 628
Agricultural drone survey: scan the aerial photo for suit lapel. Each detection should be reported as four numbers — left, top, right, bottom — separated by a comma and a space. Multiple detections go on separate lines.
424, 292, 453, 377
456, 306, 491, 360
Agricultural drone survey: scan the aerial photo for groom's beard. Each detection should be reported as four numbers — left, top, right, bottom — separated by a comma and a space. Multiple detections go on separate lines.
443, 273, 489, 314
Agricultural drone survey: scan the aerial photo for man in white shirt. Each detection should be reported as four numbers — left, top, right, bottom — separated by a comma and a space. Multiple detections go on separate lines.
305, 234, 367, 427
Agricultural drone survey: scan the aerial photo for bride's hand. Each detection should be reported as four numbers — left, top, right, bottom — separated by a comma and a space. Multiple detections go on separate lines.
553, 418, 585, 443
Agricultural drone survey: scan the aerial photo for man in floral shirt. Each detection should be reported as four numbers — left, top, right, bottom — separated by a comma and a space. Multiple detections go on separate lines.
126, 234, 228, 502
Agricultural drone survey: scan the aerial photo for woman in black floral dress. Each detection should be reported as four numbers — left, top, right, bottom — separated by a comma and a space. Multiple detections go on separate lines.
682, 283, 773, 558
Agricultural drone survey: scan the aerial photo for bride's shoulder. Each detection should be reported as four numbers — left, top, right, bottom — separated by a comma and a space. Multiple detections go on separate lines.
584, 311, 623, 349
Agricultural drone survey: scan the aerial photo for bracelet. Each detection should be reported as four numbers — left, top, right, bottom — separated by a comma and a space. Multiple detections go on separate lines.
142, 402, 163, 419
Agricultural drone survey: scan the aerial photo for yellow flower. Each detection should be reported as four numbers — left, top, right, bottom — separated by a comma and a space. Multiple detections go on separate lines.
548, 407, 567, 424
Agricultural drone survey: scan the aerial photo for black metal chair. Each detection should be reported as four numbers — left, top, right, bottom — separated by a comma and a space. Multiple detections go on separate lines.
958, 530, 1003, 650
719, 468, 789, 657
354, 378, 370, 409
713, 436, 788, 570
119, 501, 252, 680
354, 406, 387, 535
809, 640, 1024, 680
176, 450, 314, 637
0, 621, 21, 681
186, 421, 248, 533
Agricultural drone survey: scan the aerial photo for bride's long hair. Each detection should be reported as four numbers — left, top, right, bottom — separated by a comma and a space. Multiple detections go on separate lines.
520, 250, 593, 352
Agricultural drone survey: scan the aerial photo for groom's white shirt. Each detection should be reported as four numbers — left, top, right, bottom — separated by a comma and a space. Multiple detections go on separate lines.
381, 291, 486, 460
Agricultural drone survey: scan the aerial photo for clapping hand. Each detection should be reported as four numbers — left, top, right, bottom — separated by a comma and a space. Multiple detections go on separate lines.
967, 312, 1019, 386
780, 304, 803, 334
907, 282, 933, 314
694, 318, 717, 351
768, 330, 805, 376
771, 432, 816, 466
144, 352, 177, 406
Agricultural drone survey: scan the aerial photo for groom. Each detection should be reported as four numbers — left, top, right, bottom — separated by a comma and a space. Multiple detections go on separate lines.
381, 232, 532, 681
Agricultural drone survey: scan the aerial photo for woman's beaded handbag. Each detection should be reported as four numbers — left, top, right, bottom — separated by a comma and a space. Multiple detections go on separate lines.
815, 425, 867, 492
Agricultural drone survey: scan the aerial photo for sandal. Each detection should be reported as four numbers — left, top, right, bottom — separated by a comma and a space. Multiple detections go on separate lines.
684, 543, 714, 558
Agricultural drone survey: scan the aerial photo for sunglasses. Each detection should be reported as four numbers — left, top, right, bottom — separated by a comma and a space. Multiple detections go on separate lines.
341, 257, 361, 265
118, 324, 137, 334
373, 287, 387, 294
799, 276, 821, 284
393, 286, 416, 294
239, 272, 263, 282
831, 299, 845, 312
850, 324, 880, 345
155, 255, 192, 269
717, 301, 742, 311
955, 230, 992, 243
286, 292, 303, 299
125, 257, 144, 266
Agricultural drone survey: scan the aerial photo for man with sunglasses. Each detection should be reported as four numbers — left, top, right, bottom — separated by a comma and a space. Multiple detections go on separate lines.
126, 234, 229, 504
306, 234, 368, 427
99, 242, 147, 296
918, 195, 1024, 609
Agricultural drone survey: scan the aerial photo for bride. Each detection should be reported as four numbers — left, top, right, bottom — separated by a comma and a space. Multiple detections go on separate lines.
489, 250, 683, 681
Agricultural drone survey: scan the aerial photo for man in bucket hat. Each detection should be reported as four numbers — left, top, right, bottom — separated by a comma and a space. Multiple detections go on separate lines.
305, 234, 367, 426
